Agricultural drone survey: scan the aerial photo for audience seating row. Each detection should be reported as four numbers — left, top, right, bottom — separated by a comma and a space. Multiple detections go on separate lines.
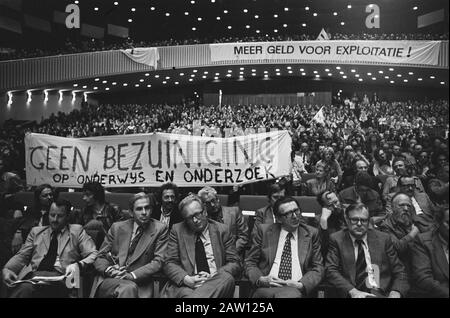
12, 192, 321, 215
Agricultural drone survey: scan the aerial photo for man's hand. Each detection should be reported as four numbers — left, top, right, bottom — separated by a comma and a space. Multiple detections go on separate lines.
388, 291, 401, 298
183, 275, 208, 289
257, 275, 284, 288
283, 280, 304, 291
118, 272, 134, 281
11, 232, 23, 254
2, 268, 18, 287
349, 288, 376, 298
330, 176, 339, 184
65, 263, 79, 277
105, 265, 127, 278
320, 208, 333, 230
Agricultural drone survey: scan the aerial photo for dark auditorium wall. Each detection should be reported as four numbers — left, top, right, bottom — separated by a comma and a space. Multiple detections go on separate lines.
0, 91, 98, 125
204, 92, 331, 106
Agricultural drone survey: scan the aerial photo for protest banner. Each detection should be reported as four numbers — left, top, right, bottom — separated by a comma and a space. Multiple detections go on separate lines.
25, 131, 292, 188
210, 40, 440, 66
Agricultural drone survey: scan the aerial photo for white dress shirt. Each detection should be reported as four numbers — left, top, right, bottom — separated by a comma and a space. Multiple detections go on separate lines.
349, 234, 378, 289
269, 229, 303, 281
411, 197, 424, 215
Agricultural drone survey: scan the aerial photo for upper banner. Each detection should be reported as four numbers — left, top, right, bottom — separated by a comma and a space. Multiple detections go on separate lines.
210, 41, 441, 66
120, 47, 159, 69
25, 131, 292, 188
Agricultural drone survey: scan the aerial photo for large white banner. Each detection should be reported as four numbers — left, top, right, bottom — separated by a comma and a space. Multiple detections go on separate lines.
210, 40, 441, 66
25, 131, 292, 188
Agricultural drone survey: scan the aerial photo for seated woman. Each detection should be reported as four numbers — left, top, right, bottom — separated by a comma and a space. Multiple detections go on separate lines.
302, 161, 335, 196
317, 147, 343, 186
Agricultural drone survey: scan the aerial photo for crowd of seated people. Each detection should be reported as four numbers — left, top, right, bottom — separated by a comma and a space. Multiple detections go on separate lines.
0, 178, 448, 298
0, 94, 448, 298
0, 31, 448, 61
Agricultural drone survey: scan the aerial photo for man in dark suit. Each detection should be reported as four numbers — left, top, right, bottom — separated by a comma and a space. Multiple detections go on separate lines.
90, 192, 169, 298
245, 197, 324, 298
152, 182, 183, 230
254, 183, 286, 231
161, 194, 241, 298
326, 203, 409, 298
198, 186, 248, 256
2, 199, 97, 298
339, 172, 384, 219
410, 205, 449, 298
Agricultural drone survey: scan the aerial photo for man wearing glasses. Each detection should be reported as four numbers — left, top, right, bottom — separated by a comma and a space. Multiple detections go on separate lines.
161, 194, 241, 298
245, 197, 324, 298
326, 203, 409, 298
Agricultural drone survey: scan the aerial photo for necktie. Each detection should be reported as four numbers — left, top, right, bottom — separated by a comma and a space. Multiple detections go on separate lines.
127, 226, 144, 260
195, 234, 210, 274
278, 232, 293, 280
355, 239, 368, 291
37, 231, 59, 271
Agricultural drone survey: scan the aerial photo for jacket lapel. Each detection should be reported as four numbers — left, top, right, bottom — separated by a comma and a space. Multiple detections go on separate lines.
42, 227, 51, 251
183, 224, 196, 269
297, 226, 311, 270
57, 227, 70, 256
367, 230, 381, 267
127, 220, 156, 266
268, 224, 281, 266
118, 220, 133, 266
432, 234, 449, 280
208, 222, 223, 268
343, 231, 356, 285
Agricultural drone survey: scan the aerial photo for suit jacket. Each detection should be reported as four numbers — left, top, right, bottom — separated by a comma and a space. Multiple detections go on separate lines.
325, 229, 409, 297
411, 230, 449, 298
90, 218, 169, 298
245, 223, 324, 295
339, 186, 384, 217
218, 206, 248, 255
152, 205, 183, 230
163, 219, 241, 288
254, 205, 275, 230
4, 224, 97, 278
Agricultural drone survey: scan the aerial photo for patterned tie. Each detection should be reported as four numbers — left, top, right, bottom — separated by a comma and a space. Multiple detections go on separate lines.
127, 226, 144, 261
195, 234, 210, 274
37, 230, 59, 271
355, 239, 368, 291
278, 232, 293, 280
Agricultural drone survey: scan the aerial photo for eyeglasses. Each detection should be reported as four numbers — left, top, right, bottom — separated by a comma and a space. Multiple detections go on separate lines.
186, 210, 205, 221
279, 209, 301, 218
348, 217, 369, 225
40, 193, 53, 198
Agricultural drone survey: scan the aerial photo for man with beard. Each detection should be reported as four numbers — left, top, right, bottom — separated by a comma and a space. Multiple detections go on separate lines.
411, 205, 449, 298
2, 199, 97, 297
385, 176, 436, 232
378, 193, 419, 274
326, 203, 409, 298
152, 182, 183, 230
198, 186, 248, 257
161, 194, 241, 298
